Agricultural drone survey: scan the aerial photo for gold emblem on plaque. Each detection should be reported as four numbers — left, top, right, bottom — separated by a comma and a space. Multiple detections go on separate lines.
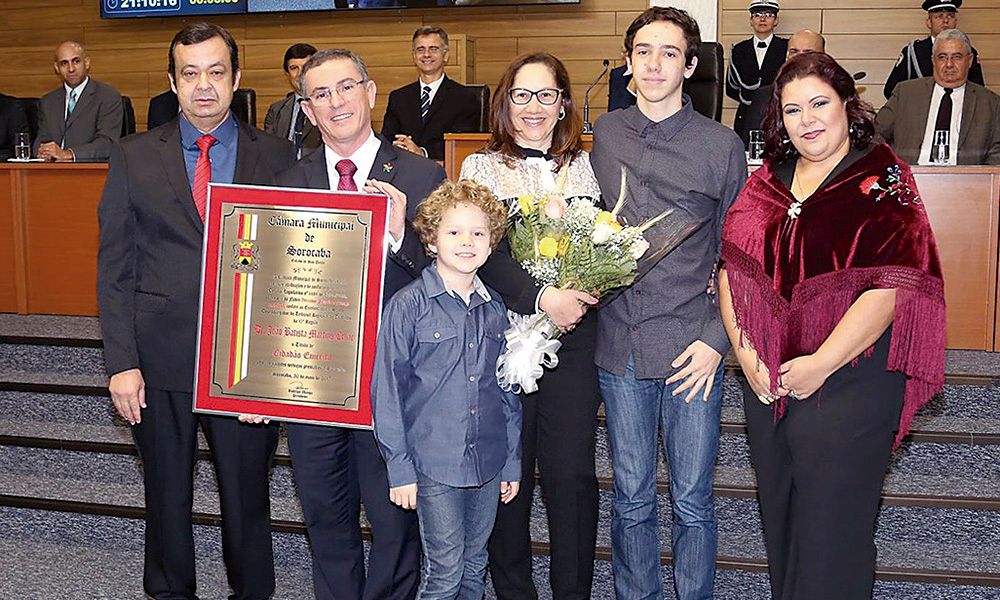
231, 240, 260, 272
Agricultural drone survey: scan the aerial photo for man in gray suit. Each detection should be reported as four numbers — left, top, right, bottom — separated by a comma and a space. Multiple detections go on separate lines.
877, 29, 1000, 165
263, 42, 321, 157
35, 41, 123, 161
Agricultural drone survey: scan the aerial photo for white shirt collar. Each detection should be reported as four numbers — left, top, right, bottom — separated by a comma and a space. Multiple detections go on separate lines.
754, 33, 774, 46
323, 129, 382, 192
64, 77, 89, 100
419, 73, 446, 105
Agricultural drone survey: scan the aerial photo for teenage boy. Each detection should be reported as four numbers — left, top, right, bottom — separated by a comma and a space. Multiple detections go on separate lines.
372, 179, 522, 598
590, 7, 747, 600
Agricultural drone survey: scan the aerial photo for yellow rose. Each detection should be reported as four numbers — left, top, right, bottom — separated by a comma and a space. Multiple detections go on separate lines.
595, 210, 615, 226
538, 236, 559, 258
518, 195, 536, 215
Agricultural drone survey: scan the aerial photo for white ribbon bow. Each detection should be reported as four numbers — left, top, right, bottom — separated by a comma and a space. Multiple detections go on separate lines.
496, 312, 562, 394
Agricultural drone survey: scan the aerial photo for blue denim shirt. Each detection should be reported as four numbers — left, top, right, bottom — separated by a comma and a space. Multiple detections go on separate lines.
372, 263, 522, 488
179, 112, 238, 188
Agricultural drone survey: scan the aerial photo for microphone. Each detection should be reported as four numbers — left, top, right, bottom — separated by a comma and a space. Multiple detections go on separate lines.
583, 59, 610, 135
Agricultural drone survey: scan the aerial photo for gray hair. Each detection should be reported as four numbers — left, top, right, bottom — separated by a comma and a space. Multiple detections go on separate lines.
298, 48, 370, 96
934, 29, 972, 55
412, 26, 449, 49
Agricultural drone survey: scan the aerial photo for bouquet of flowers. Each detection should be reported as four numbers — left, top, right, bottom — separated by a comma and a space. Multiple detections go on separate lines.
496, 166, 682, 394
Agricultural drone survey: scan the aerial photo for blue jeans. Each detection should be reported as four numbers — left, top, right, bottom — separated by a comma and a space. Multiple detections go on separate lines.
599, 356, 724, 600
415, 472, 502, 599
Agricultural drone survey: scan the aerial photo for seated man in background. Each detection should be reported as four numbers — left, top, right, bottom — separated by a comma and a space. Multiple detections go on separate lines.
877, 29, 1000, 166
35, 41, 122, 161
264, 43, 321, 157
381, 26, 479, 160
0, 92, 30, 160
883, 0, 983, 99
739, 29, 825, 147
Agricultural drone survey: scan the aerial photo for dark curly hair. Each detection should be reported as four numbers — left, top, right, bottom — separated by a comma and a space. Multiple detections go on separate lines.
484, 52, 584, 171
761, 52, 876, 162
413, 180, 508, 256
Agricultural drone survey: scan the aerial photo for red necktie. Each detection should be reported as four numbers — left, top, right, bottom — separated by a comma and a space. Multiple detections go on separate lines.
192, 134, 217, 222
335, 159, 358, 191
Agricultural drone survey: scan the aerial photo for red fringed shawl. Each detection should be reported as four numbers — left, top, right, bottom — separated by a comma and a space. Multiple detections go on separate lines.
721, 144, 945, 448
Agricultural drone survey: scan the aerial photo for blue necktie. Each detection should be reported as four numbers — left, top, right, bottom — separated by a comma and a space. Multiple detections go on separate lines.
66, 90, 78, 119
420, 85, 431, 123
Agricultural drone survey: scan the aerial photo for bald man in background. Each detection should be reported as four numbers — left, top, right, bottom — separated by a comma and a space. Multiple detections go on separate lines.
738, 29, 826, 147
35, 41, 122, 161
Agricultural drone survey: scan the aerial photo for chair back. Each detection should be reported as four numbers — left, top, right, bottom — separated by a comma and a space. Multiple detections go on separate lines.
465, 84, 491, 133
120, 95, 137, 136
682, 41, 724, 121
232, 88, 257, 127
15, 97, 40, 141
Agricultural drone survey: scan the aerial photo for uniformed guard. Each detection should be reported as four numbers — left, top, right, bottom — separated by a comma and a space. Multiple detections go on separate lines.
726, 0, 789, 142
883, 0, 984, 99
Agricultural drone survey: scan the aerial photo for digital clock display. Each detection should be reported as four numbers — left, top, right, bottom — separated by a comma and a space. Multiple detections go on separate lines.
102, 0, 247, 18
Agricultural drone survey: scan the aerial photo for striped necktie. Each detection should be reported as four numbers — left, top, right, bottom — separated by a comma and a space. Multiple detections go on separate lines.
66, 90, 78, 119
420, 85, 431, 122
192, 134, 217, 222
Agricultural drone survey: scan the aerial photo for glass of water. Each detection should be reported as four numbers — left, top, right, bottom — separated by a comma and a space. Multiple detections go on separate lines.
15, 132, 30, 160
930, 130, 950, 165
748, 130, 764, 162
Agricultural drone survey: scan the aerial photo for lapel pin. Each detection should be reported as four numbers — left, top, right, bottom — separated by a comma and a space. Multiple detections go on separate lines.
383, 162, 394, 173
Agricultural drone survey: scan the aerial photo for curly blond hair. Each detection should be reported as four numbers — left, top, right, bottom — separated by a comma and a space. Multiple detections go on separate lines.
414, 179, 508, 256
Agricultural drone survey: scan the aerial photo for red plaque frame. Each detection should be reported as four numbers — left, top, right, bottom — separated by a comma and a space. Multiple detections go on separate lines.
193, 183, 389, 428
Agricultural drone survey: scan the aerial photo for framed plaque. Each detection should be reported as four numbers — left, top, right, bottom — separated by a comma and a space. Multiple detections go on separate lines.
194, 183, 389, 428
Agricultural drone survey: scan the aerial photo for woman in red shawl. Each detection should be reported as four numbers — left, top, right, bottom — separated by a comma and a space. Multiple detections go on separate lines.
718, 52, 945, 600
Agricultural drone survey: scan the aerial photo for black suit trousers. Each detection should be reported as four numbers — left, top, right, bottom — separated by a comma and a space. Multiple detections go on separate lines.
286, 424, 420, 600
488, 311, 601, 600
742, 330, 904, 600
133, 388, 279, 600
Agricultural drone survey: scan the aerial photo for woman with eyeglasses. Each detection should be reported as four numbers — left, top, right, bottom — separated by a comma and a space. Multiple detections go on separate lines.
458, 52, 600, 599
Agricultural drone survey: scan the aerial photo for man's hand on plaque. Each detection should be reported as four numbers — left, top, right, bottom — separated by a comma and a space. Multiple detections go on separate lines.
389, 483, 417, 510
363, 179, 407, 242
109, 368, 146, 425
237, 414, 271, 425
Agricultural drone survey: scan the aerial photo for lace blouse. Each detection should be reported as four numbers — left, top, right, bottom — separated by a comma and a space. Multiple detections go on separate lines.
458, 150, 601, 203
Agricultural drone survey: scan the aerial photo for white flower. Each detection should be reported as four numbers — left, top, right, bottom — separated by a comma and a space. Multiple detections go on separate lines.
592, 222, 616, 245
787, 202, 802, 219
630, 237, 650, 259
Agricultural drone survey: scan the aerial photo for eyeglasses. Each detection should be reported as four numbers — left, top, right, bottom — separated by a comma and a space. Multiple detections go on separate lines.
509, 88, 562, 106
413, 45, 445, 55
934, 52, 968, 63
306, 79, 366, 105
750, 11, 777, 18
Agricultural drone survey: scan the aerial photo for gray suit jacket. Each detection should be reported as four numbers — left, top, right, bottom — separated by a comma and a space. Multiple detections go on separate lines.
35, 78, 123, 160
876, 77, 1000, 166
263, 93, 321, 155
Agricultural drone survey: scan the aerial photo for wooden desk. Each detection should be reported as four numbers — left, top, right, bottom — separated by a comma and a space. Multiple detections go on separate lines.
1, 162, 107, 316
444, 133, 592, 180
912, 166, 1000, 351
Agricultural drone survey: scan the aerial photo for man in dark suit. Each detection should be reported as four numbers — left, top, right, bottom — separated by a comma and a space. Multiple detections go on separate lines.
35, 41, 123, 161
883, 0, 984, 99
739, 29, 825, 147
725, 0, 788, 143
381, 26, 479, 161
877, 29, 1000, 165
264, 43, 321, 158
0, 93, 30, 160
279, 47, 445, 600
97, 23, 295, 600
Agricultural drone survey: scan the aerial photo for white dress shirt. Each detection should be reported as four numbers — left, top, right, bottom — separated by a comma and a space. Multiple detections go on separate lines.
64, 77, 89, 120
918, 83, 965, 166
754, 34, 773, 69
419, 73, 446, 106
323, 130, 403, 251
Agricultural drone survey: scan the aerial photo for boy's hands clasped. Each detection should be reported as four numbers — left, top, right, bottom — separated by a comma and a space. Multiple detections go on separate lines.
389, 480, 521, 509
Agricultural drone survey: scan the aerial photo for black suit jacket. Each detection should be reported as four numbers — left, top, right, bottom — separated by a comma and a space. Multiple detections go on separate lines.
97, 118, 296, 391
0, 93, 29, 160
263, 92, 322, 155
381, 76, 479, 160
276, 135, 447, 299
740, 82, 774, 148
607, 65, 637, 112
726, 36, 787, 141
